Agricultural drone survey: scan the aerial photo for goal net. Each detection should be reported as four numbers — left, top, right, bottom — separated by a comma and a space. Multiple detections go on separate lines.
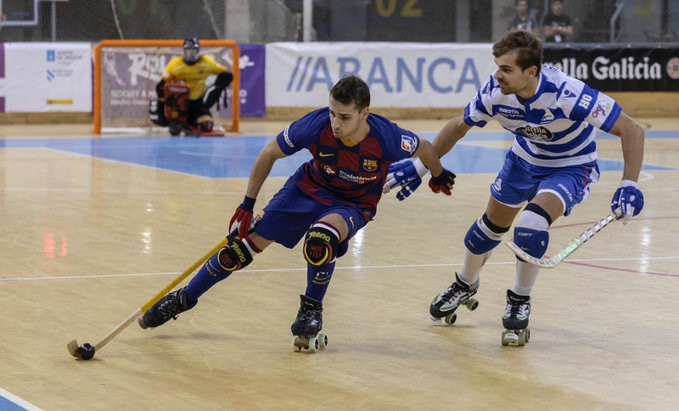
93, 39, 240, 134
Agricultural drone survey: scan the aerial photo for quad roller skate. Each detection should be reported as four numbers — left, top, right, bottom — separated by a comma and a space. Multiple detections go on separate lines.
138, 287, 197, 329
501, 290, 531, 346
291, 295, 327, 353
429, 273, 479, 325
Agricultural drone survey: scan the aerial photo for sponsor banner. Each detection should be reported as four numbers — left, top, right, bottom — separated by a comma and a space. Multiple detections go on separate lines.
266, 42, 495, 108
544, 45, 679, 92
1, 42, 91, 112
239, 44, 266, 117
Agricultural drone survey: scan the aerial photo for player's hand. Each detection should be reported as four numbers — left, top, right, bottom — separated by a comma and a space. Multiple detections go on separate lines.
383, 158, 429, 201
229, 196, 256, 239
610, 180, 644, 224
428, 168, 456, 196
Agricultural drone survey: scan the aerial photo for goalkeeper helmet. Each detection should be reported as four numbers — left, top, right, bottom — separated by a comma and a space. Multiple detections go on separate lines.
183, 37, 200, 64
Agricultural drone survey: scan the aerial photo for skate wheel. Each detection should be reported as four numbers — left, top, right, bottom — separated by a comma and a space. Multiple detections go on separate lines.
466, 298, 479, 311
518, 331, 527, 346
525, 328, 531, 343
292, 336, 307, 352
308, 336, 319, 353
502, 330, 519, 346
444, 313, 457, 326
430, 316, 443, 325
318, 333, 328, 349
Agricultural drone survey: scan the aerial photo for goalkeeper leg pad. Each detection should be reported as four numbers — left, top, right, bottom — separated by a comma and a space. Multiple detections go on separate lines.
303, 223, 339, 267
464, 213, 509, 255
197, 115, 214, 132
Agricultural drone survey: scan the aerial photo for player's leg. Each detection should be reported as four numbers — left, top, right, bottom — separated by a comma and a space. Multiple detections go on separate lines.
140, 179, 315, 330
431, 152, 531, 324
292, 207, 365, 351
140, 226, 270, 329
503, 162, 600, 344
430, 198, 518, 324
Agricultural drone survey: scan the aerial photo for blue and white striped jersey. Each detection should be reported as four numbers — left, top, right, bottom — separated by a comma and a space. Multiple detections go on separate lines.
464, 65, 622, 168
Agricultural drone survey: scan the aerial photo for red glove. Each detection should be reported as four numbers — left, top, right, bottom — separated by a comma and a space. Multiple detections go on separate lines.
229, 196, 256, 239
428, 169, 456, 196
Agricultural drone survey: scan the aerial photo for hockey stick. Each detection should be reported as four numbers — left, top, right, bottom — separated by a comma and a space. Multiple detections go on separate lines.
67, 238, 227, 360
505, 212, 620, 269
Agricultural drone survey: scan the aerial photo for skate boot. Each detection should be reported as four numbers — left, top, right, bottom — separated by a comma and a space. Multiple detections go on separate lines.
138, 287, 197, 329
291, 295, 327, 353
429, 272, 479, 325
501, 290, 531, 346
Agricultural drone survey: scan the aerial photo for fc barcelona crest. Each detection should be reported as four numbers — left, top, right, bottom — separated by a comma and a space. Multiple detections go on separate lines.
362, 159, 378, 172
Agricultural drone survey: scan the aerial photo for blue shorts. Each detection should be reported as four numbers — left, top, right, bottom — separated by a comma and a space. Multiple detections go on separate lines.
490, 151, 600, 216
254, 179, 368, 249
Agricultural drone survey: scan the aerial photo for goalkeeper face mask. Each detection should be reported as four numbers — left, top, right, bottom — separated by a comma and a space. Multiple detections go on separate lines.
183, 37, 200, 64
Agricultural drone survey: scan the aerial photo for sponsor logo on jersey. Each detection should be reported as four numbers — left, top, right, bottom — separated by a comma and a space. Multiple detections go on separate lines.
516, 126, 555, 141
558, 183, 574, 201
400, 135, 417, 153
492, 177, 502, 192
319, 152, 335, 157
497, 106, 524, 119
339, 170, 378, 185
323, 165, 336, 175
591, 96, 614, 119
362, 159, 378, 172
540, 111, 554, 123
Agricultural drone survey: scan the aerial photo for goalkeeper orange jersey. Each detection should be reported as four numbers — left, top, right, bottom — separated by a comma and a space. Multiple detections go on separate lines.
162, 55, 228, 100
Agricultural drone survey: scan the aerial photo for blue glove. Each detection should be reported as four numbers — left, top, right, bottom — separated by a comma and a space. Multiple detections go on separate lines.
383, 159, 429, 201
611, 180, 644, 224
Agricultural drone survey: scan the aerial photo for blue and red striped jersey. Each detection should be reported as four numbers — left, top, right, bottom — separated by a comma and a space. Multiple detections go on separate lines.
276, 108, 420, 221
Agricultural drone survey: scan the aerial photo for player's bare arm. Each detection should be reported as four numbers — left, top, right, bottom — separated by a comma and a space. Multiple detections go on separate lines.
609, 112, 645, 182
414, 139, 444, 177
230, 140, 288, 240
432, 115, 473, 158
245, 140, 288, 199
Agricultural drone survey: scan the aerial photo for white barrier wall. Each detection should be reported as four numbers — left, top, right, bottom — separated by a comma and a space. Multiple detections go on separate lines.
1, 43, 91, 112
266, 42, 496, 108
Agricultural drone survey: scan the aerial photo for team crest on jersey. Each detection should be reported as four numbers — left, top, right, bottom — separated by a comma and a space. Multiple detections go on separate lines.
400, 135, 417, 153
516, 126, 554, 141
361, 159, 379, 172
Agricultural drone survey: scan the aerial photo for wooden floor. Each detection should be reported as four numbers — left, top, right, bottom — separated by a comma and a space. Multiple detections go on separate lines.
1, 118, 679, 410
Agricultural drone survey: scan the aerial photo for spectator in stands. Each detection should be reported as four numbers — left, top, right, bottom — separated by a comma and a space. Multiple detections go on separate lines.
507, 0, 539, 37
542, 0, 573, 43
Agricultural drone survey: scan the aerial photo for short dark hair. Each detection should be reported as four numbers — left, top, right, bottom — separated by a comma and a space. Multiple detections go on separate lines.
330, 75, 370, 110
492, 30, 543, 74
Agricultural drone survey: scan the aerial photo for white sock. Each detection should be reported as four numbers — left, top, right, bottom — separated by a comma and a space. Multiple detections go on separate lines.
459, 250, 488, 286
514, 260, 539, 296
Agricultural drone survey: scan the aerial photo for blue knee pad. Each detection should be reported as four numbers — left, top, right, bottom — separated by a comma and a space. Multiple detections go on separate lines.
464, 215, 508, 255
513, 227, 549, 258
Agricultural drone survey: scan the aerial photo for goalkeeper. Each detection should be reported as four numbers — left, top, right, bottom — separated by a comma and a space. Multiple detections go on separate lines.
149, 37, 233, 133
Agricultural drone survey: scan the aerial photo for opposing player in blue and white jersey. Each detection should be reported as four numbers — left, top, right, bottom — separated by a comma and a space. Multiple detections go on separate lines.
383, 31, 645, 345
138, 75, 455, 352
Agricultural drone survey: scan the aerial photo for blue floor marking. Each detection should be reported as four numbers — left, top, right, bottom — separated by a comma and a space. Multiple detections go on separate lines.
0, 396, 28, 411
1, 130, 676, 178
